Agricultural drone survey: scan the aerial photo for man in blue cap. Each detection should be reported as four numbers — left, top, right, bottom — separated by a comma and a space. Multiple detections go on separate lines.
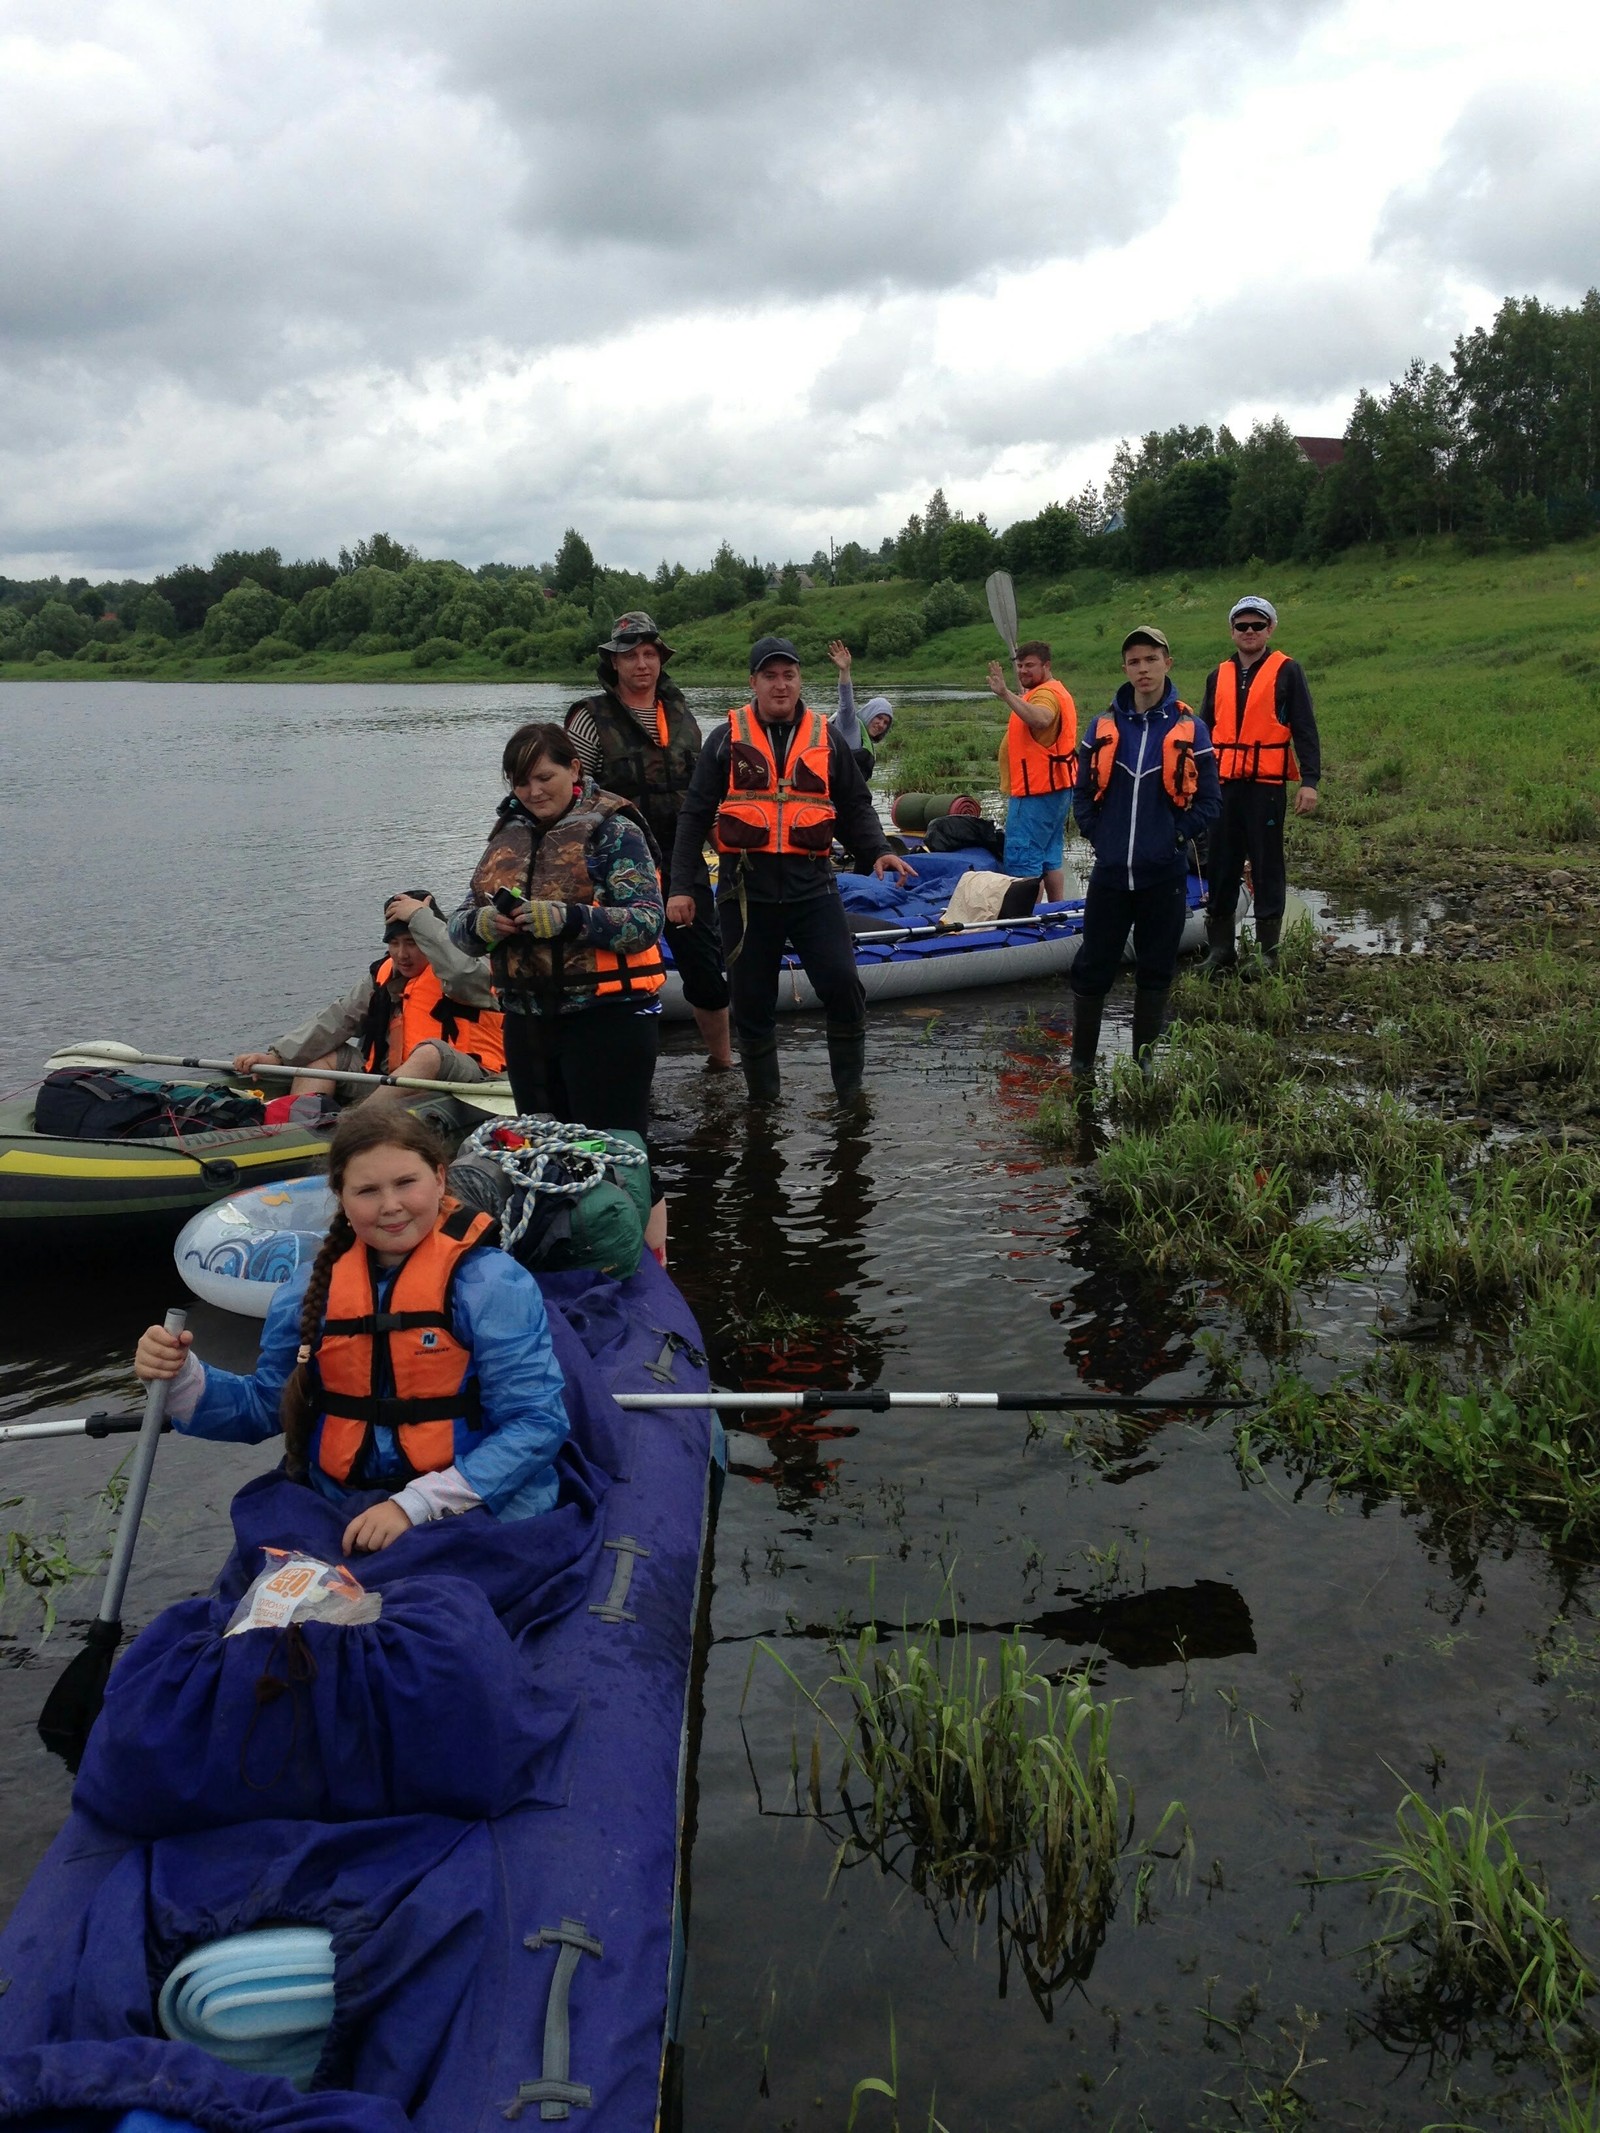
1199, 595, 1321, 978
667, 636, 916, 1103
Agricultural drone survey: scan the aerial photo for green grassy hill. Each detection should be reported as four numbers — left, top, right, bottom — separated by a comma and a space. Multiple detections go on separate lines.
7, 537, 1597, 881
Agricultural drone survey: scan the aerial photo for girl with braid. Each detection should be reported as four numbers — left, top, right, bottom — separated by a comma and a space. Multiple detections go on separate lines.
133, 1108, 571, 1555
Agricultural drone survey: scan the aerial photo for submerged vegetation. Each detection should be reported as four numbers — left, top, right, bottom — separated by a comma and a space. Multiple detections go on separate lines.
754, 1605, 1190, 2016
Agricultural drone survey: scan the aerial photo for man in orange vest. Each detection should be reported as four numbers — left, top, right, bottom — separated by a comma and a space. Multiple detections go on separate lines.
986, 639, 1077, 903
233, 892, 504, 1099
667, 635, 916, 1103
1199, 595, 1321, 978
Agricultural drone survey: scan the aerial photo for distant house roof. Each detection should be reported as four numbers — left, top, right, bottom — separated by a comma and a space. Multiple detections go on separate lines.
1295, 436, 1345, 473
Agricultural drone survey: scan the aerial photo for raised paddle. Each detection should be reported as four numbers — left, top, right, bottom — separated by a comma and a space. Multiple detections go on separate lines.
38, 1307, 187, 1769
985, 569, 1020, 678
50, 1042, 517, 1115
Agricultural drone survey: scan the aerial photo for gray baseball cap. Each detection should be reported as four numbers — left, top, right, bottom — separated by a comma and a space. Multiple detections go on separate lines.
1120, 625, 1171, 654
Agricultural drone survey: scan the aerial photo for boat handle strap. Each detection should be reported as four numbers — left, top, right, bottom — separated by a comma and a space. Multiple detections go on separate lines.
505, 1918, 604, 2121
589, 1536, 650, 1624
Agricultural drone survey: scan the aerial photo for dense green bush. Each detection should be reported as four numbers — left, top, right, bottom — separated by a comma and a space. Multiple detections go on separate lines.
199, 579, 289, 654
868, 608, 925, 659
411, 636, 463, 667
921, 577, 982, 634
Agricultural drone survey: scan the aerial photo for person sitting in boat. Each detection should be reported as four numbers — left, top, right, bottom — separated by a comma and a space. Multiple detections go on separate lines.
132, 1107, 569, 1555
232, 891, 505, 1099
825, 639, 895, 778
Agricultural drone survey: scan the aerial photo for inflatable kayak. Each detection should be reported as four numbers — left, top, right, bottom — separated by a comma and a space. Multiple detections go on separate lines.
0, 1257, 719, 2133
659, 849, 1210, 1020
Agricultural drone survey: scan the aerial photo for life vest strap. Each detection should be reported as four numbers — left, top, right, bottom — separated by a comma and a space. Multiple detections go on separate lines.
321, 1308, 453, 1338
321, 1381, 485, 1430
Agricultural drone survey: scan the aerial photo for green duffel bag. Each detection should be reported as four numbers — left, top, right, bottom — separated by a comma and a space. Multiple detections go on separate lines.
448, 1125, 652, 1279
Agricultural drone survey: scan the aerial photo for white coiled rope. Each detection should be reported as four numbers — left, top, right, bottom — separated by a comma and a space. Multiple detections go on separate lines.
460, 1116, 648, 1251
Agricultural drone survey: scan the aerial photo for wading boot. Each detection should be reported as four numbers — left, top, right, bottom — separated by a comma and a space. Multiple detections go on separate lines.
1240, 915, 1281, 985
1131, 986, 1170, 1076
1202, 914, 1237, 984
826, 1024, 868, 1105
1069, 991, 1104, 1098
740, 1042, 782, 1104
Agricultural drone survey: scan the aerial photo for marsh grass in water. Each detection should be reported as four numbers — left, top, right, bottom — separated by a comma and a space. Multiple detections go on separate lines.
754, 1604, 1190, 2014
1325, 1779, 1596, 2057
0, 1472, 123, 1639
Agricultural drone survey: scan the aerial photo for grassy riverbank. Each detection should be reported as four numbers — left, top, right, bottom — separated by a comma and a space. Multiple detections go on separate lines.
10, 534, 1595, 889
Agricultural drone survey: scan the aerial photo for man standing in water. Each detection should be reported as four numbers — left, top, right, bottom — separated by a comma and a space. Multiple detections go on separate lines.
1199, 596, 1321, 978
667, 636, 916, 1105
565, 612, 734, 1068
1069, 628, 1220, 1086
986, 639, 1077, 904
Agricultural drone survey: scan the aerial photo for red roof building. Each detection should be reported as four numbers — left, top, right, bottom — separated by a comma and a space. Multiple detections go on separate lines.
1295, 436, 1345, 473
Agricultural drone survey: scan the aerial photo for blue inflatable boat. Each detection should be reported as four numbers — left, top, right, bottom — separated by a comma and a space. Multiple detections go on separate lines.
0, 1259, 719, 2133
658, 850, 1210, 1019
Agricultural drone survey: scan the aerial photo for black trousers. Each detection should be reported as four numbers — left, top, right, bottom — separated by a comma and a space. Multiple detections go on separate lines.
1207, 781, 1288, 929
1072, 871, 1188, 998
717, 892, 866, 1049
665, 882, 730, 1013
502, 1002, 659, 1146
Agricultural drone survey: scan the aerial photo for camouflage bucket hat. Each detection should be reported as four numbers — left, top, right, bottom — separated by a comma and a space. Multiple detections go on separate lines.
598, 610, 676, 660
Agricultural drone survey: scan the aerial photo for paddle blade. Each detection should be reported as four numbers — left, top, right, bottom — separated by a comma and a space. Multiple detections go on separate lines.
38, 1616, 122, 1771
985, 571, 1019, 657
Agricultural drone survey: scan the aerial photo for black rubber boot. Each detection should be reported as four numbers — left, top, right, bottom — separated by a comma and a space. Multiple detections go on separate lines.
827, 1025, 868, 1104
1257, 913, 1282, 973
1202, 914, 1237, 983
1131, 986, 1170, 1074
1069, 992, 1105, 1090
740, 1042, 782, 1104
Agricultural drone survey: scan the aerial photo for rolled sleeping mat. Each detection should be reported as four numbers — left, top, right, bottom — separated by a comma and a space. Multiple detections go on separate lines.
890, 793, 981, 832
158, 1926, 336, 2089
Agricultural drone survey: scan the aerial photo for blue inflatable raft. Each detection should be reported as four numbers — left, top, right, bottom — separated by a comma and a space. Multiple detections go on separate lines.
658, 850, 1211, 1019
0, 1259, 719, 2133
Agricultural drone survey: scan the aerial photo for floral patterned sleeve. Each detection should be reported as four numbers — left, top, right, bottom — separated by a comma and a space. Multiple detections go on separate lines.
572, 816, 665, 955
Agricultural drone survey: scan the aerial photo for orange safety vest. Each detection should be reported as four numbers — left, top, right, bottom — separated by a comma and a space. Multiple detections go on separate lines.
365, 958, 507, 1075
1006, 679, 1078, 796
1084, 712, 1200, 808
1210, 651, 1298, 784
713, 705, 837, 856
313, 1204, 493, 1487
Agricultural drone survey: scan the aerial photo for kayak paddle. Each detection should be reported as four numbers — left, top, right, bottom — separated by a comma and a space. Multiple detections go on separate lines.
614, 1390, 1249, 1412
37, 1307, 187, 1770
0, 1412, 152, 1444
49, 1042, 517, 1115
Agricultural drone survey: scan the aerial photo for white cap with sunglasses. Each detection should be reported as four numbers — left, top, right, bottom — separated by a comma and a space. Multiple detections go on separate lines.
1228, 596, 1278, 630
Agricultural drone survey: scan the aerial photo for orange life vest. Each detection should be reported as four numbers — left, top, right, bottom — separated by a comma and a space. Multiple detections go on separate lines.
1210, 651, 1298, 784
713, 705, 836, 856
1084, 712, 1200, 809
312, 1204, 493, 1488
1006, 679, 1078, 796
364, 958, 507, 1075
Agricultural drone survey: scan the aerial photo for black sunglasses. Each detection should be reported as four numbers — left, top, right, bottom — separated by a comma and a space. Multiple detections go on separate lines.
1233, 618, 1270, 632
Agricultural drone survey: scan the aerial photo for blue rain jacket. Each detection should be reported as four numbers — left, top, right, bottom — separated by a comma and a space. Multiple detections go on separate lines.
1071, 680, 1221, 889
182, 1247, 569, 1518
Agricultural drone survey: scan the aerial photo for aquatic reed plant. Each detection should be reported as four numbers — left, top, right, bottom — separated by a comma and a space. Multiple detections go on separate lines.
1332, 1779, 1596, 2052
1400, 1149, 1600, 1311
758, 1608, 1189, 2013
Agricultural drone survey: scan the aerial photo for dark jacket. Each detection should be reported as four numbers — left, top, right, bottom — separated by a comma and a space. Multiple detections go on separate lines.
669, 711, 891, 903
1199, 651, 1321, 787
563, 682, 701, 853
1072, 682, 1221, 890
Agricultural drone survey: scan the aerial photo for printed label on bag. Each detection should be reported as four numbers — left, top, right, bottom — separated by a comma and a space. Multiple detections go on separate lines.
224, 1548, 383, 1635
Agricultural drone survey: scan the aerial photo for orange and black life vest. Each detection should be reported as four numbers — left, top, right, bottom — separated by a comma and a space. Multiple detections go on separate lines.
312, 1204, 493, 1488
1084, 711, 1200, 809
713, 705, 837, 857
467, 788, 668, 1004
1006, 679, 1078, 796
362, 958, 507, 1075
1210, 651, 1298, 783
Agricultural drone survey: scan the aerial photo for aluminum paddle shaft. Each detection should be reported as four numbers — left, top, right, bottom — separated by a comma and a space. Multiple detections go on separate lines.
57, 1042, 512, 1103
615, 1390, 1244, 1412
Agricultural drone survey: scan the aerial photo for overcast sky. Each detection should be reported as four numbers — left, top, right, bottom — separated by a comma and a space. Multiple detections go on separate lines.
2, 0, 1595, 580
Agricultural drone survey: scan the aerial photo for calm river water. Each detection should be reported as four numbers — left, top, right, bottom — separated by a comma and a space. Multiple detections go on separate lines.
0, 682, 1592, 2128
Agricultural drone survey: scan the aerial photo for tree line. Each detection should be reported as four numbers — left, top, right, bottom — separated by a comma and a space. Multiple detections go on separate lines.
2, 288, 1595, 671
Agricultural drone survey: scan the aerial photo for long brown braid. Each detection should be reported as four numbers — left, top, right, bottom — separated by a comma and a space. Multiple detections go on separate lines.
277, 1105, 453, 1480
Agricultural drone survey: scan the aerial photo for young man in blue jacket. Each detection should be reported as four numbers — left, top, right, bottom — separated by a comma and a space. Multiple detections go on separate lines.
1069, 626, 1221, 1085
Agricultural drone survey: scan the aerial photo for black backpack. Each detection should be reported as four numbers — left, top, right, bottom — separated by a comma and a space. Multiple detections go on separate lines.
34, 1068, 264, 1141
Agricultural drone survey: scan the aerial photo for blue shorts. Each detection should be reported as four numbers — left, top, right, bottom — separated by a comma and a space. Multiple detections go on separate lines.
1003, 791, 1072, 878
